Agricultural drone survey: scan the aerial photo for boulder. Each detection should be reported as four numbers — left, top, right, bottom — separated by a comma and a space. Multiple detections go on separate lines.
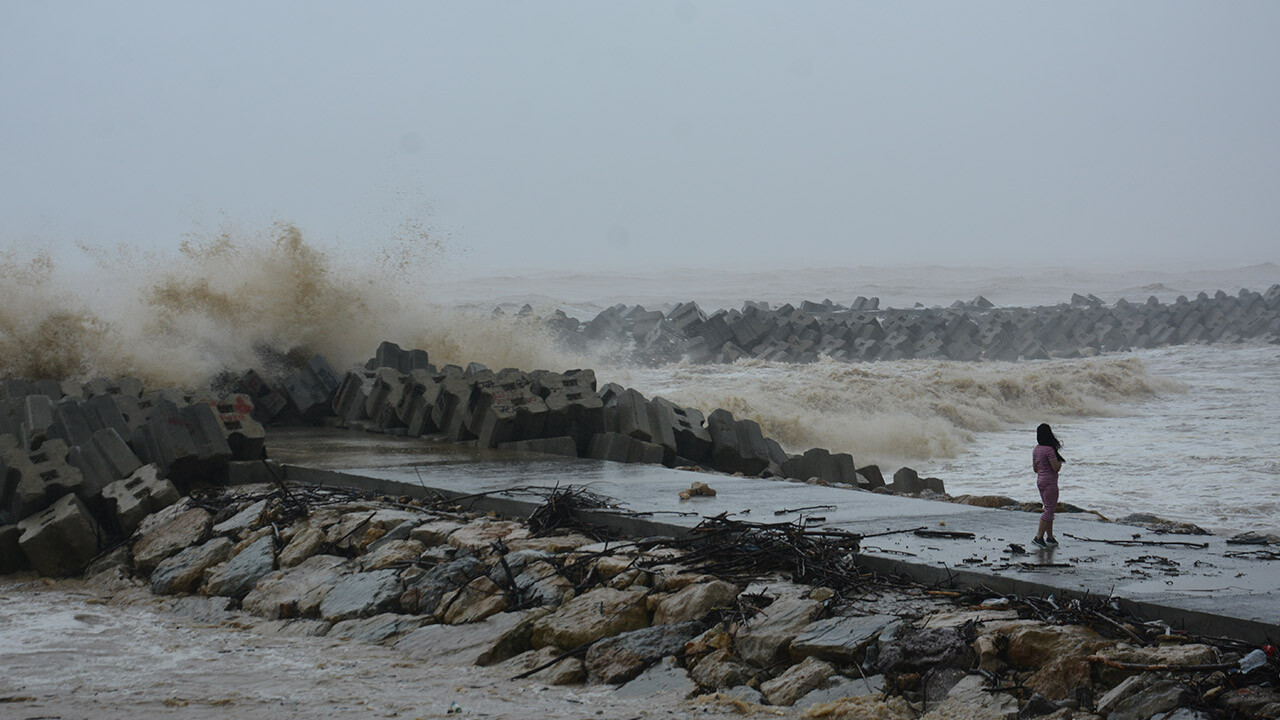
652, 580, 738, 625
1004, 623, 1108, 669
689, 648, 759, 690
734, 597, 824, 667
794, 675, 886, 711
204, 535, 276, 598
761, 655, 837, 706
319, 569, 404, 622
926, 674, 1018, 720
439, 576, 510, 624
132, 507, 213, 574
329, 613, 431, 644
877, 626, 975, 673
615, 657, 698, 699
447, 520, 526, 552
531, 587, 649, 649
396, 610, 531, 666
278, 526, 326, 568
789, 613, 896, 664
409, 519, 465, 546
150, 537, 234, 595
1026, 655, 1093, 702
362, 539, 426, 571
400, 556, 484, 615
584, 621, 703, 684
242, 554, 349, 619
474, 608, 554, 666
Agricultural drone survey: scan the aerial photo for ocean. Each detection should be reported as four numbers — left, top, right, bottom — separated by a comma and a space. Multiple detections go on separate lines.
3, 226, 1277, 536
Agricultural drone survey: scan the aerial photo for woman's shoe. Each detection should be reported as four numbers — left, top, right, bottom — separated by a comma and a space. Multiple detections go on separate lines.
1046, 537, 1059, 546
1031, 537, 1048, 548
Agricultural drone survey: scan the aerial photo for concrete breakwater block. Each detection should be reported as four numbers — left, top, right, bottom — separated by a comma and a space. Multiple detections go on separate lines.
101, 464, 180, 537
130, 401, 231, 485
17, 493, 102, 576
533, 285, 1280, 367
588, 432, 664, 465
238, 369, 288, 423
3, 438, 84, 520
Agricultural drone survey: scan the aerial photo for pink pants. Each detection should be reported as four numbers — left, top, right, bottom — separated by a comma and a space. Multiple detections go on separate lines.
1037, 479, 1058, 522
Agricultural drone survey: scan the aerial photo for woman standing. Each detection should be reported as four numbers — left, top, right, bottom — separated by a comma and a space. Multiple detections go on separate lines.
1032, 423, 1065, 548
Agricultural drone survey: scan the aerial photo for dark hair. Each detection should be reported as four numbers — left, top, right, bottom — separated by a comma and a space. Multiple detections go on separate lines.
1037, 423, 1065, 463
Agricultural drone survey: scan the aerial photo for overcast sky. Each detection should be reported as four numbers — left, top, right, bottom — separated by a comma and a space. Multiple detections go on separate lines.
2, 2, 1278, 274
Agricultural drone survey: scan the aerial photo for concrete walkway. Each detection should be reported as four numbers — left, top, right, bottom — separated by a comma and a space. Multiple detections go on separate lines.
269, 428, 1279, 644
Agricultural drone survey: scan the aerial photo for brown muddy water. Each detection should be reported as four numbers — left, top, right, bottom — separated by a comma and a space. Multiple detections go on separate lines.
0, 577, 754, 720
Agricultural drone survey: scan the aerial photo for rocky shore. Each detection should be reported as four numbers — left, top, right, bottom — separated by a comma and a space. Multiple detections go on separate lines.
6, 479, 1277, 719
3, 292, 1280, 719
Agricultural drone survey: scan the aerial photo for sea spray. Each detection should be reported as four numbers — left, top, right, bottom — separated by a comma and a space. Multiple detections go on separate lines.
616, 355, 1184, 466
1, 223, 596, 385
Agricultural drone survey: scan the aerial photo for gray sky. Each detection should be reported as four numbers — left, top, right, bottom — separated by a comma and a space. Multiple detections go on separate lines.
2, 1, 1278, 274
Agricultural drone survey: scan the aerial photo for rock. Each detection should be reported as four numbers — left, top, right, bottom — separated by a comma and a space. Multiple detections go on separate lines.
362, 539, 426, 571
689, 648, 759, 690
278, 525, 325, 568
211, 499, 267, 534
678, 481, 716, 499
1004, 624, 1109, 669
1107, 680, 1187, 720
409, 519, 464, 546
877, 626, 975, 673
242, 554, 349, 619
924, 666, 969, 702
399, 556, 484, 615
615, 657, 697, 698
789, 613, 896, 664
16, 493, 102, 577
1027, 655, 1093, 702
793, 675, 886, 711
584, 621, 703, 684
325, 509, 422, 552
506, 534, 595, 553
329, 613, 431, 644
396, 610, 530, 666
254, 619, 332, 637
723, 685, 765, 705
319, 569, 403, 622
439, 576, 510, 624
927, 674, 1019, 720
132, 508, 213, 574
1019, 693, 1059, 719
1096, 676, 1150, 717
761, 655, 837, 706
83, 545, 130, 579
447, 520, 527, 553
474, 608, 554, 666
531, 587, 649, 649
149, 537, 234, 595
653, 580, 739, 625
539, 656, 586, 685
514, 560, 575, 607
734, 597, 824, 667
204, 535, 276, 598
487, 549, 552, 584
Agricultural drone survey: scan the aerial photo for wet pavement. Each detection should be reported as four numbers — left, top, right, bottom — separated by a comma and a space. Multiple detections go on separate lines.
269, 428, 1280, 643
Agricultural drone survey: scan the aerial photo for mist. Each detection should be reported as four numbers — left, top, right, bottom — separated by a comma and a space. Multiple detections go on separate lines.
2, 1, 1279, 277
